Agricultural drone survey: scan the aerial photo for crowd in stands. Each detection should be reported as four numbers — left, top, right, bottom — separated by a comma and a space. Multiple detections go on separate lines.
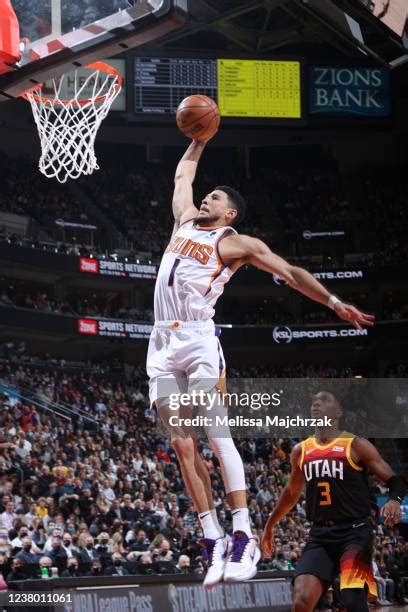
0, 279, 154, 323
0, 353, 406, 605
1, 153, 407, 267
1, 273, 407, 326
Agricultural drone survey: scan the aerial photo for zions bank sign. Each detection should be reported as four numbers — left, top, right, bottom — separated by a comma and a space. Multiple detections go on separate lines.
309, 66, 390, 117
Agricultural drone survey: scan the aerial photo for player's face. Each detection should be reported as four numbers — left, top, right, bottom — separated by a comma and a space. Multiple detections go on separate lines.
197, 190, 236, 225
310, 391, 342, 421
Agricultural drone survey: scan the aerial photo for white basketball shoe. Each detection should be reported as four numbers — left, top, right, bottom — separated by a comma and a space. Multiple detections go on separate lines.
223, 530, 261, 582
200, 534, 231, 590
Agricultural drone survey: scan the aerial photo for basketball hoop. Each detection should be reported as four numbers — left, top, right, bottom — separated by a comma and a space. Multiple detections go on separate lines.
20, 61, 123, 183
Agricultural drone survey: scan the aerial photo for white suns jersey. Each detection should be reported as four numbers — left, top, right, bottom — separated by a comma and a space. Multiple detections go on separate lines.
154, 220, 237, 321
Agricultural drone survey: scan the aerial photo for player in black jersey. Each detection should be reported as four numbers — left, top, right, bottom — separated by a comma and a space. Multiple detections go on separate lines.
261, 391, 404, 612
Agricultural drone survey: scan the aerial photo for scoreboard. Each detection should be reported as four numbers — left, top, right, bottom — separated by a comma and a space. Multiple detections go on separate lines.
134, 57, 302, 119
217, 59, 301, 118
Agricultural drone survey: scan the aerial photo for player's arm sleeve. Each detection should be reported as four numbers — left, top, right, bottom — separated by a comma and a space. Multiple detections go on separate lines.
172, 140, 206, 224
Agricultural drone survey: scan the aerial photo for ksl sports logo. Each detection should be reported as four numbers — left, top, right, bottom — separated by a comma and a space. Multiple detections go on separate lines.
79, 257, 99, 274
272, 326, 368, 343
78, 319, 98, 335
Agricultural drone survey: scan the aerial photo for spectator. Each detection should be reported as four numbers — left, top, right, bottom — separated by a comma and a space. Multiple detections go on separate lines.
106, 499, 122, 525
175, 554, 191, 574
6, 558, 27, 582
15, 537, 38, 566
79, 535, 98, 564
44, 536, 68, 572
0, 501, 16, 531
62, 532, 79, 560
61, 557, 81, 578
104, 552, 129, 576
86, 558, 103, 577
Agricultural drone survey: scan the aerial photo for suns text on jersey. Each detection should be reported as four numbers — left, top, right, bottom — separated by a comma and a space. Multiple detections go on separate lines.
169, 236, 214, 264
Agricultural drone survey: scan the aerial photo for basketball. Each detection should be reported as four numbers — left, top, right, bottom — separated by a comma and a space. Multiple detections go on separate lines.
176, 95, 220, 141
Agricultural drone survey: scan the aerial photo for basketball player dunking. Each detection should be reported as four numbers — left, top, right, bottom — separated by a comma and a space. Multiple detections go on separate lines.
147, 138, 374, 589
261, 391, 405, 612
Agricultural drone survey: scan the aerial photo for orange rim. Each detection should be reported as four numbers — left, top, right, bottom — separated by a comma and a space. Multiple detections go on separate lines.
19, 61, 123, 107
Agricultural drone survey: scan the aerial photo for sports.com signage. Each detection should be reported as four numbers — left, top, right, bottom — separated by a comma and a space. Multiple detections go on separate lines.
78, 318, 153, 339
272, 326, 368, 344
79, 257, 157, 280
309, 66, 390, 116
273, 270, 364, 285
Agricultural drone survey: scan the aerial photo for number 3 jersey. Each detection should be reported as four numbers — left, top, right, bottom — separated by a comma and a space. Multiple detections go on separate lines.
154, 219, 237, 322
299, 433, 371, 522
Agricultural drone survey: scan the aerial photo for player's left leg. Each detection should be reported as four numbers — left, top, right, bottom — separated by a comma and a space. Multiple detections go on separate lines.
339, 588, 369, 612
338, 521, 377, 611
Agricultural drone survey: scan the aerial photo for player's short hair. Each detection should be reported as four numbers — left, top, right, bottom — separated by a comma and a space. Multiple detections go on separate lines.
216, 185, 246, 225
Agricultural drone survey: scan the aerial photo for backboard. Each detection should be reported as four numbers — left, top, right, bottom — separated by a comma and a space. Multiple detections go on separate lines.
0, 0, 187, 99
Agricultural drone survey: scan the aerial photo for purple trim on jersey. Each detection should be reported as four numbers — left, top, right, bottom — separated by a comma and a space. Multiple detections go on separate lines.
204, 264, 225, 296
216, 227, 237, 267
217, 340, 224, 375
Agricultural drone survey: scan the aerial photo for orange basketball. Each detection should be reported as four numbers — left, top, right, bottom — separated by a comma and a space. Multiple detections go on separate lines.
176, 95, 220, 141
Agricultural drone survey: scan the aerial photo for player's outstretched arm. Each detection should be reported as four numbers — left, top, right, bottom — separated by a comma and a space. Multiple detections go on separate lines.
261, 445, 305, 558
218, 234, 375, 330
352, 437, 405, 527
172, 140, 206, 228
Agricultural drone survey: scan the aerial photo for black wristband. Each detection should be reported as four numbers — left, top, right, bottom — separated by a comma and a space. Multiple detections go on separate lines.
386, 475, 405, 504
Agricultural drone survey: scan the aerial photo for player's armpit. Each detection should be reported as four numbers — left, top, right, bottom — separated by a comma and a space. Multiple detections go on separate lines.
351, 437, 395, 482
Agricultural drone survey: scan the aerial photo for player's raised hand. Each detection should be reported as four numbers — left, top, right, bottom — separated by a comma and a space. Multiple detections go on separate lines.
261, 524, 275, 559
334, 302, 375, 330
380, 500, 403, 527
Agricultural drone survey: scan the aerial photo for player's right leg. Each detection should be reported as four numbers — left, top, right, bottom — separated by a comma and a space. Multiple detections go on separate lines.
293, 534, 333, 611
155, 399, 230, 589
147, 323, 230, 588
292, 574, 326, 612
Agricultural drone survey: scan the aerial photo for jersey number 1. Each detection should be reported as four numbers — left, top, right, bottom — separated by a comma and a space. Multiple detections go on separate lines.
168, 258, 180, 286
317, 481, 332, 506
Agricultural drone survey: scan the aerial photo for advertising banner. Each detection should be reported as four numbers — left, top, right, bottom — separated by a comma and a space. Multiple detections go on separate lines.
54, 578, 292, 612
309, 66, 390, 116
79, 257, 157, 280
78, 318, 153, 339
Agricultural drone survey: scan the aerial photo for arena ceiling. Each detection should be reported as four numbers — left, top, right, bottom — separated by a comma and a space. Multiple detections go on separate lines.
154, 0, 407, 66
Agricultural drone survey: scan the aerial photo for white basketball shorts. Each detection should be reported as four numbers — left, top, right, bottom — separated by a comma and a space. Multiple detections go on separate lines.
146, 319, 226, 407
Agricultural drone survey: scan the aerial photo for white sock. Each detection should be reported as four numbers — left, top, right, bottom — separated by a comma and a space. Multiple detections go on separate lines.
231, 507, 252, 537
199, 511, 222, 540
210, 508, 224, 537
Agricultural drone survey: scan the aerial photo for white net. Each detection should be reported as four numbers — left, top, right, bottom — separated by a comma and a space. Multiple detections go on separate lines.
23, 63, 122, 183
